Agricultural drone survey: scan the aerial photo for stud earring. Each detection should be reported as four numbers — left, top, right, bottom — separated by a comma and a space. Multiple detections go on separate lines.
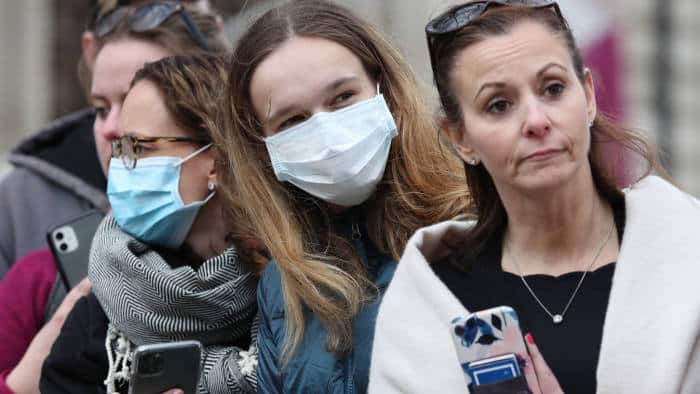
468, 158, 479, 166
207, 181, 216, 191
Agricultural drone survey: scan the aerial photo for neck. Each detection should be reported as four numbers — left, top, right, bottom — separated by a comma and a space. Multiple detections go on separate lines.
184, 197, 229, 262
499, 170, 619, 276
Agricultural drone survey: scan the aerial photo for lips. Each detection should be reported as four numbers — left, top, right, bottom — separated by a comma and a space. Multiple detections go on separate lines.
521, 148, 563, 163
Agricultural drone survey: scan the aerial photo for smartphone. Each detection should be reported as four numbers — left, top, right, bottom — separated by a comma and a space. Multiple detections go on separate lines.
450, 306, 528, 389
129, 340, 202, 394
47, 210, 104, 289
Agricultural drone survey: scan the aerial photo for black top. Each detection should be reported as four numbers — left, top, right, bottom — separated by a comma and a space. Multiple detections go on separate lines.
433, 206, 625, 394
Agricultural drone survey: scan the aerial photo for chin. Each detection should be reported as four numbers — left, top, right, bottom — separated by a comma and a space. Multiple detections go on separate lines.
516, 165, 578, 193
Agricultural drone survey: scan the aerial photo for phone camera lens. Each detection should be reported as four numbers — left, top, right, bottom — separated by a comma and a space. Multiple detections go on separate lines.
55, 232, 64, 240
59, 243, 68, 251
139, 352, 164, 375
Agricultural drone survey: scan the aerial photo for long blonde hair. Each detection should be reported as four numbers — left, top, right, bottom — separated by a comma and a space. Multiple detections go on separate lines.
213, 0, 469, 363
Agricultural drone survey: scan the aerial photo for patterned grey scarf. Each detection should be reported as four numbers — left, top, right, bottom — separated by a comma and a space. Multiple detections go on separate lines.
89, 216, 258, 392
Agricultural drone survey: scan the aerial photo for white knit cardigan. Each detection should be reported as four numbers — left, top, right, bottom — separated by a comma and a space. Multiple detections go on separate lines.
369, 176, 700, 393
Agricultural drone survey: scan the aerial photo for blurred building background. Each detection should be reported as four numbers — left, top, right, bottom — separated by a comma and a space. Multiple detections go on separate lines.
1, 0, 698, 194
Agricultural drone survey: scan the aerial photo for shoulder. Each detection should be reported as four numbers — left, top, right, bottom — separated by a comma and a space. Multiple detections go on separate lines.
10, 108, 94, 156
257, 261, 284, 315
623, 175, 700, 236
0, 167, 52, 197
370, 222, 470, 392
2, 248, 56, 287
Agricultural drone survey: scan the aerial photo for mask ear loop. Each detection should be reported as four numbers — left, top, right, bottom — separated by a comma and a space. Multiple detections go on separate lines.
176, 142, 213, 166
175, 143, 217, 204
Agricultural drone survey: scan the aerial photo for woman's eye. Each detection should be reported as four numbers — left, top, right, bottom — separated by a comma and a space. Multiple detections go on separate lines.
332, 91, 354, 106
94, 106, 109, 120
544, 82, 565, 97
279, 115, 306, 130
486, 99, 510, 114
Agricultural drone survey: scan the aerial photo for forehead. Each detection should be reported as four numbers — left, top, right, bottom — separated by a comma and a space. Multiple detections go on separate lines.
121, 80, 185, 137
451, 21, 572, 90
91, 39, 172, 96
249, 36, 368, 114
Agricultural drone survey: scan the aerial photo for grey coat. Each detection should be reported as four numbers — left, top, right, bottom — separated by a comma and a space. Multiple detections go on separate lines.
0, 108, 108, 277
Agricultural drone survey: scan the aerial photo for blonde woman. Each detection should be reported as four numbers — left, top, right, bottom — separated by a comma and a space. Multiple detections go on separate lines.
211, 0, 469, 392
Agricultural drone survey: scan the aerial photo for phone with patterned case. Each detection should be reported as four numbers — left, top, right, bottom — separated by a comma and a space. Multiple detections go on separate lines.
450, 306, 528, 389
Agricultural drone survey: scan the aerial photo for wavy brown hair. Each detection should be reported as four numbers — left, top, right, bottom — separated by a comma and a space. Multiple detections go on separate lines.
213, 0, 469, 363
430, 4, 667, 259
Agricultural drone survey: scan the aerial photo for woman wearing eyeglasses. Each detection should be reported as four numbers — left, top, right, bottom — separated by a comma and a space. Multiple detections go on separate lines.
211, 1, 469, 392
370, 1, 700, 394
42, 54, 261, 394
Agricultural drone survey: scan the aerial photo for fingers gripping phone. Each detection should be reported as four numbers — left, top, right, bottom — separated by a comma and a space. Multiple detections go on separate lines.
47, 210, 104, 289
450, 306, 530, 392
129, 340, 202, 394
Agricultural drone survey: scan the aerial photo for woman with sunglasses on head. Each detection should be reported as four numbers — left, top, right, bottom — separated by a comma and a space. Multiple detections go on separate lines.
371, 1, 700, 393
38, 6, 261, 394
212, 1, 469, 392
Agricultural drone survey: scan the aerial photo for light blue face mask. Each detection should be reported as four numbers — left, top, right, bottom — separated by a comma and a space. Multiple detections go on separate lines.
107, 143, 214, 249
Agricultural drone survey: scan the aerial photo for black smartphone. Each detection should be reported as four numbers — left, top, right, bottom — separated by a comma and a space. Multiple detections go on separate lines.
129, 340, 202, 394
46, 210, 104, 289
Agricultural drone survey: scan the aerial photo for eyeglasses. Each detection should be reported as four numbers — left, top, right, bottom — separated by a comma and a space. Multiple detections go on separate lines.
94, 1, 210, 51
111, 135, 210, 170
425, 0, 568, 77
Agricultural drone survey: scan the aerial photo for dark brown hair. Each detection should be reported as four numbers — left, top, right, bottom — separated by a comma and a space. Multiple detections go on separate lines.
212, 0, 469, 362
430, 4, 666, 259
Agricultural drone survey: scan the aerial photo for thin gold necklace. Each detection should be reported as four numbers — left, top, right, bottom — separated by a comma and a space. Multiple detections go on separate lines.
505, 219, 615, 325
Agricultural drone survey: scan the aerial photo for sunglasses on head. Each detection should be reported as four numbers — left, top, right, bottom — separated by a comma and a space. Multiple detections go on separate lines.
93, 1, 210, 51
425, 0, 568, 77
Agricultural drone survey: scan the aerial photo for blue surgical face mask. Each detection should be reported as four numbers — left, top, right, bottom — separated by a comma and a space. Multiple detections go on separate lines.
107, 143, 214, 249
264, 86, 398, 207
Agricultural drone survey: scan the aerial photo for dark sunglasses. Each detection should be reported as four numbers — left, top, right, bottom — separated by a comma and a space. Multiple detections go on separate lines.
425, 0, 568, 77
94, 1, 210, 51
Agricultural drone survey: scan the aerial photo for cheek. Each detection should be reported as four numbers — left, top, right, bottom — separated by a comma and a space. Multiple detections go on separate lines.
178, 160, 210, 204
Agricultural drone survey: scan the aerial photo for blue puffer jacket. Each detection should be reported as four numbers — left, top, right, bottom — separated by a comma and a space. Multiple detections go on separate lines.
256, 212, 397, 393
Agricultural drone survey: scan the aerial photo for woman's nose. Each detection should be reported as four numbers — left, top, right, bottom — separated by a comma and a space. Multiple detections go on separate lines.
522, 98, 552, 138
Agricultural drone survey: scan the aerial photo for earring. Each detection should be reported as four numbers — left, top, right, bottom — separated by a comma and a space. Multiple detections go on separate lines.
588, 120, 594, 128
468, 158, 479, 166
207, 181, 216, 191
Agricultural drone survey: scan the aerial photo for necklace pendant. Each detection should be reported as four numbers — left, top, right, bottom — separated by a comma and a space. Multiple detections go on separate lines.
552, 314, 563, 324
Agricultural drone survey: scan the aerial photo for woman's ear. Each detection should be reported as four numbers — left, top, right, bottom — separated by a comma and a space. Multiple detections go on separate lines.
205, 151, 218, 191
583, 68, 598, 123
81, 31, 97, 71
440, 116, 477, 164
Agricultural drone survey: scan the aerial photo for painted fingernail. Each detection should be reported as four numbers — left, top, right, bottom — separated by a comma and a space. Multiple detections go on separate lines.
525, 333, 535, 345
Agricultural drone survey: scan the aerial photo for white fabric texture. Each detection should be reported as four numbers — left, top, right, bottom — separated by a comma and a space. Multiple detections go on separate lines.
369, 176, 700, 393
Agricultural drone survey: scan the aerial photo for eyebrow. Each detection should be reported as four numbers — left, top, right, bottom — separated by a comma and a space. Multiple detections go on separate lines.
473, 62, 569, 100
266, 76, 360, 124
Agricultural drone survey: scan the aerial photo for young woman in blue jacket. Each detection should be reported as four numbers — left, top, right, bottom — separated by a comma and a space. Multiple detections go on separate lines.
209, 1, 470, 392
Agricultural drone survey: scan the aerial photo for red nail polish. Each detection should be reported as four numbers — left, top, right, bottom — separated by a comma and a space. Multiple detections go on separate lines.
525, 333, 535, 345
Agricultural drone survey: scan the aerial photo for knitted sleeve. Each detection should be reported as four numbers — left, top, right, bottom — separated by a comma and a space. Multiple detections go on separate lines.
198, 316, 259, 394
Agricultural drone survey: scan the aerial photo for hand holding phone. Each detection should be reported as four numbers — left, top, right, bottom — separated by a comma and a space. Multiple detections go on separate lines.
129, 340, 202, 394
450, 306, 563, 394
